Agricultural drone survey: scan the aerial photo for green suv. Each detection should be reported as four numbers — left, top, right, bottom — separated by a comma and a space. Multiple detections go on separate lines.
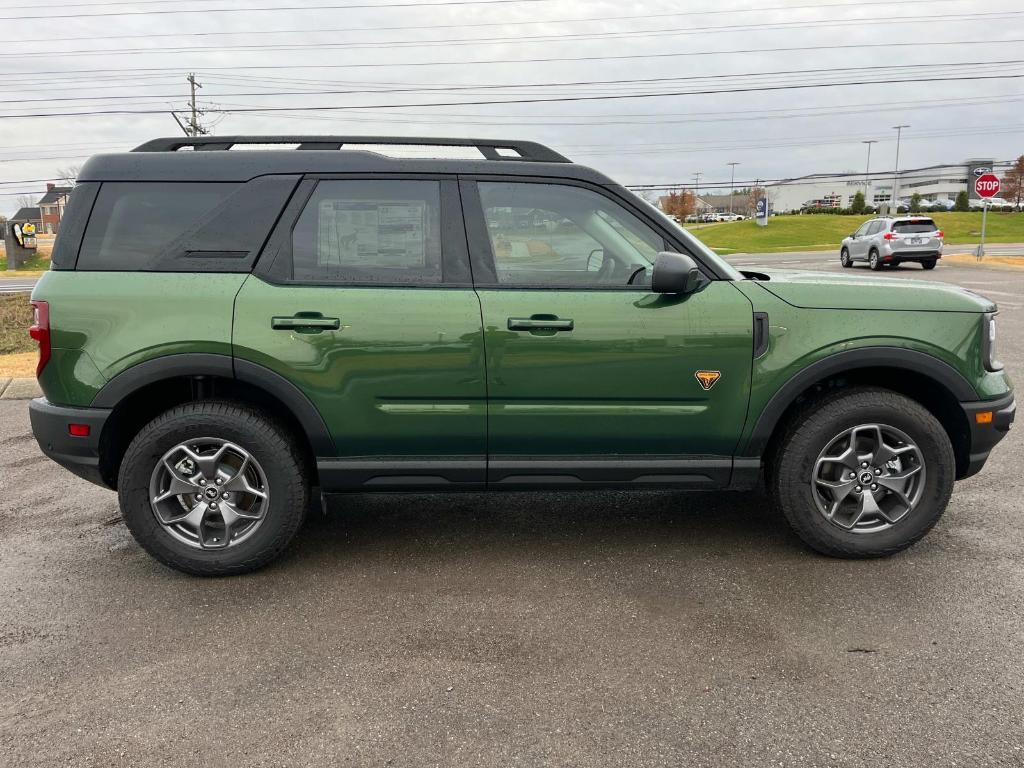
28, 136, 1014, 575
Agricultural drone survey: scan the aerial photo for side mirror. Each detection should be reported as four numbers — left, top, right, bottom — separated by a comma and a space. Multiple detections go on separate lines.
651, 252, 709, 295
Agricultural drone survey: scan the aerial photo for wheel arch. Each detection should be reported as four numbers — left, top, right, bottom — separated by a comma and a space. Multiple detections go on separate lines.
91, 354, 332, 488
746, 348, 976, 480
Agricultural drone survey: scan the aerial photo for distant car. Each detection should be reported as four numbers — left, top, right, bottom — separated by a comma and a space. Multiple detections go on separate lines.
840, 216, 944, 270
716, 213, 745, 222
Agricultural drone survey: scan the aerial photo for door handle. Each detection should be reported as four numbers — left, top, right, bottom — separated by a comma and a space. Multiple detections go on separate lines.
507, 316, 574, 332
271, 314, 341, 332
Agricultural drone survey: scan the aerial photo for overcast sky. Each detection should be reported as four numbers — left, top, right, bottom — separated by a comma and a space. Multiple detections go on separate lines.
1, 0, 1023, 215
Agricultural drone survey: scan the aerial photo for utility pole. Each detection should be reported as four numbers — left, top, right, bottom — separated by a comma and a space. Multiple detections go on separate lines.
187, 73, 205, 137
693, 171, 702, 211
861, 140, 877, 199
891, 125, 909, 210
727, 162, 740, 213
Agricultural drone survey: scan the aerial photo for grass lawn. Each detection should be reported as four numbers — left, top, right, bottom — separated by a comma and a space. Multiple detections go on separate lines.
693, 212, 1024, 254
0, 251, 51, 273
1, 293, 34, 354
0, 294, 36, 377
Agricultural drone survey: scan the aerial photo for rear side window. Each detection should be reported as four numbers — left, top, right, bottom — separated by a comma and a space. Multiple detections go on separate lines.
893, 219, 937, 233
867, 221, 884, 235
290, 179, 442, 285
77, 177, 298, 271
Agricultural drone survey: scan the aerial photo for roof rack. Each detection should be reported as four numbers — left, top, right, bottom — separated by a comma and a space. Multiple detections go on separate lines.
131, 135, 571, 163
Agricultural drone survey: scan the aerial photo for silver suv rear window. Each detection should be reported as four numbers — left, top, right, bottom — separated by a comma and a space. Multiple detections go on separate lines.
892, 220, 937, 234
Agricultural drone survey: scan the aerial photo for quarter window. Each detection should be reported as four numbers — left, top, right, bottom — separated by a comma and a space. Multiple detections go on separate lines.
291, 179, 442, 284
78, 182, 239, 270
477, 181, 666, 287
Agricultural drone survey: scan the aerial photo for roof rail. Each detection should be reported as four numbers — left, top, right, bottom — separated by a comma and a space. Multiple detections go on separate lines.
131, 135, 571, 163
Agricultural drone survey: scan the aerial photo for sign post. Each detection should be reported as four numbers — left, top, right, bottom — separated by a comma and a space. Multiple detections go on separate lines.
755, 196, 768, 228
974, 173, 1000, 260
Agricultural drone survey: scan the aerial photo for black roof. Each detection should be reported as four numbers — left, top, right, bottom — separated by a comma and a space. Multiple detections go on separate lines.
10, 207, 40, 222
37, 186, 72, 205
78, 135, 614, 187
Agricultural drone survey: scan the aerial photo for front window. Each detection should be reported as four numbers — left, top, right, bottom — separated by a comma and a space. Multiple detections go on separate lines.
477, 181, 665, 287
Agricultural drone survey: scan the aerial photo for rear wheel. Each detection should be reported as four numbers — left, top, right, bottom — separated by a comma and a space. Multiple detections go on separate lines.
922, 259, 937, 270
770, 388, 954, 558
840, 248, 852, 268
868, 249, 882, 270
118, 401, 309, 576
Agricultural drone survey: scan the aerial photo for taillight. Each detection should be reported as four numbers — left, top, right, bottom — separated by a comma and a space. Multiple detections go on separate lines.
28, 300, 50, 378
936, 230, 944, 238
883, 232, 895, 240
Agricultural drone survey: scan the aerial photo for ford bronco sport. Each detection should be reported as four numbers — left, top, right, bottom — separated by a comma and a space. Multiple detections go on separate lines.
28, 136, 1014, 575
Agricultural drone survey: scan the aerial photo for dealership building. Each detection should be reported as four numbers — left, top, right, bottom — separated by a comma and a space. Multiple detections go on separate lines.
766, 158, 1007, 212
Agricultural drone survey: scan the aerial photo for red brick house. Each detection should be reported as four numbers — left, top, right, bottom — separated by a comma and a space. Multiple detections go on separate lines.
37, 183, 73, 234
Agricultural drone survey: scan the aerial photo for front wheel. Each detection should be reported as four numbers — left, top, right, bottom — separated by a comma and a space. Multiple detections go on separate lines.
922, 259, 937, 270
840, 248, 852, 268
118, 401, 309, 576
770, 388, 955, 558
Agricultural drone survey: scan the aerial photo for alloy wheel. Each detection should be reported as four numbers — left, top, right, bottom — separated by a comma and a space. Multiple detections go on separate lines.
148, 438, 270, 549
811, 423, 926, 533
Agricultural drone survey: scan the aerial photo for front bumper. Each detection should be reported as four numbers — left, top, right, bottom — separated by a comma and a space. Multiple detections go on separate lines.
29, 397, 113, 488
960, 392, 1015, 478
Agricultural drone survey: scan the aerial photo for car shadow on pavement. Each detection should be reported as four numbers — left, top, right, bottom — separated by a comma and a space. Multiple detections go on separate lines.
282, 489, 798, 566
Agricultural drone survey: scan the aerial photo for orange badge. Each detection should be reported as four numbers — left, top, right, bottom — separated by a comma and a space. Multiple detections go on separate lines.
694, 370, 722, 391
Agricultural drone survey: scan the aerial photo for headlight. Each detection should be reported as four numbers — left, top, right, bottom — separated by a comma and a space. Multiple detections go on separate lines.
983, 313, 1003, 372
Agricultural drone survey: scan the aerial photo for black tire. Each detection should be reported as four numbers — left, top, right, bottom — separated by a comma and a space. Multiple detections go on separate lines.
922, 259, 937, 270
118, 401, 309, 576
769, 388, 955, 558
840, 248, 852, 268
868, 249, 882, 270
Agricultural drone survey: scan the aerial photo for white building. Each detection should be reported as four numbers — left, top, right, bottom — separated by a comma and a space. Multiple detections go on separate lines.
767, 159, 1004, 213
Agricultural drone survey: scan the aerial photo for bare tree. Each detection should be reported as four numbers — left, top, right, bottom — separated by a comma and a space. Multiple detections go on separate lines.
15, 194, 35, 209
57, 165, 81, 183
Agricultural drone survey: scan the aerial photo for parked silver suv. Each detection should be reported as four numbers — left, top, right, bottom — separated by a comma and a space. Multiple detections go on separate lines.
840, 217, 944, 270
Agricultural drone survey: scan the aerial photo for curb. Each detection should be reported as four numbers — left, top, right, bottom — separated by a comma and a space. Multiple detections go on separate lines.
0, 378, 41, 400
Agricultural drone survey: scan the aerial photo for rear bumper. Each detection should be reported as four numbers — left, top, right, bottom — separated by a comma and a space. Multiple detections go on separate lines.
880, 247, 942, 261
29, 397, 113, 488
960, 392, 1015, 478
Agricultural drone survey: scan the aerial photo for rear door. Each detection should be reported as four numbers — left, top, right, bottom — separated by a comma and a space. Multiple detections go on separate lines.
234, 176, 487, 489
461, 177, 754, 488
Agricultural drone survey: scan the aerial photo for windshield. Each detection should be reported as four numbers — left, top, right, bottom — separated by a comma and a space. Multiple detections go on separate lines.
636, 193, 746, 281
893, 220, 937, 233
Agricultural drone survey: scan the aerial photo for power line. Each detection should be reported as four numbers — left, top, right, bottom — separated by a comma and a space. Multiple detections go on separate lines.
4, 0, 974, 46
2, 59, 1019, 107
2, 71, 1023, 121
16, 37, 1024, 81
5, 9, 1021, 58
0, 0, 557, 21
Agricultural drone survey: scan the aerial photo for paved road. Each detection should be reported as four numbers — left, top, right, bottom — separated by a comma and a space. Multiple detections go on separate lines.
1, 261, 1022, 766
0, 278, 37, 294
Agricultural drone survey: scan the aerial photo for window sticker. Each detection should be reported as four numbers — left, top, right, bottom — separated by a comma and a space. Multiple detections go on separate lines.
317, 199, 427, 268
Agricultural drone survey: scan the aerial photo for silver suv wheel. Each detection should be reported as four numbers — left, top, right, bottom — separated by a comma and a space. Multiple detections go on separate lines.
148, 437, 270, 550
811, 423, 926, 534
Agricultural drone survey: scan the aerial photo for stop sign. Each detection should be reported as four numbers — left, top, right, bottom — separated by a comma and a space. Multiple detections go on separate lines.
975, 173, 1001, 198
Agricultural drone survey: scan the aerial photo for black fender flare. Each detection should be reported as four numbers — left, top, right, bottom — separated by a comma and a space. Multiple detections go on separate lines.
741, 346, 978, 457
90, 353, 334, 456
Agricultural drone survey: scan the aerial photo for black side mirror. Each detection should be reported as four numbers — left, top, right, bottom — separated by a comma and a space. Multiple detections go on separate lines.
651, 252, 709, 295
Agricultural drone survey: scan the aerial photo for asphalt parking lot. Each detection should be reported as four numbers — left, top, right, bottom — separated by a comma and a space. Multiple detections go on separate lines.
1, 256, 1022, 767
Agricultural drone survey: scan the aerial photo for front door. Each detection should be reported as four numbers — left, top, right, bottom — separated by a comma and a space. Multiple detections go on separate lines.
461, 178, 754, 488
234, 177, 487, 489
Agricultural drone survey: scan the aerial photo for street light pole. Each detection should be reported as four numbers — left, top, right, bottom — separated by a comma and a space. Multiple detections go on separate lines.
861, 140, 877, 200
891, 125, 909, 211
727, 162, 740, 214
